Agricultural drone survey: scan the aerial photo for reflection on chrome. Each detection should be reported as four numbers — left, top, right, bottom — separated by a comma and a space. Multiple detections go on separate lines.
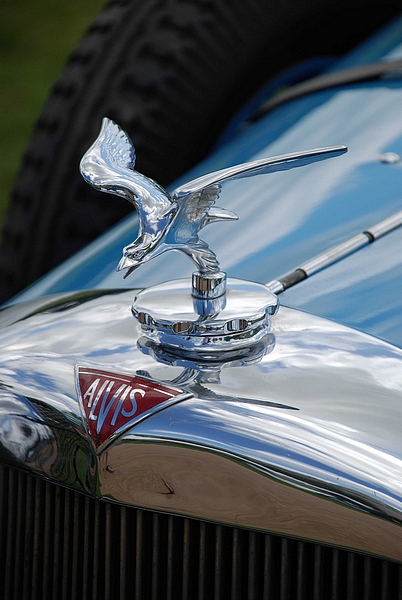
0, 389, 96, 494
137, 331, 276, 377
0, 415, 52, 463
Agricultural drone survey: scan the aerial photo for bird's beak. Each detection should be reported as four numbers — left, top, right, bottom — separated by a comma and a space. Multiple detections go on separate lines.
123, 265, 139, 279
117, 255, 142, 274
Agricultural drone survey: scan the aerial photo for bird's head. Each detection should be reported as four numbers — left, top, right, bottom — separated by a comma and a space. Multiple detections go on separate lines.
117, 232, 159, 277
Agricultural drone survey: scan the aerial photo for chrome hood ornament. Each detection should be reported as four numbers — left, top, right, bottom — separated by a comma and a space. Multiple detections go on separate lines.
80, 118, 346, 359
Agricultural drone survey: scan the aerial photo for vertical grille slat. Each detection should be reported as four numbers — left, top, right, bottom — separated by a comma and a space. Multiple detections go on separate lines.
42, 486, 55, 599
1, 464, 401, 600
198, 521, 207, 600
214, 524, 223, 600
247, 531, 257, 600
280, 537, 291, 600
31, 474, 44, 600
151, 512, 160, 600
104, 503, 113, 600
399, 565, 402, 598
381, 560, 390, 600
166, 515, 175, 600
181, 518, 190, 600
82, 495, 91, 600
12, 470, 25, 600
5, 467, 17, 598
347, 552, 356, 600
296, 541, 306, 600
135, 509, 144, 600
71, 493, 82, 600
231, 527, 242, 600
363, 555, 372, 600
92, 498, 101, 600
313, 545, 322, 600
22, 474, 35, 600
119, 506, 127, 600
61, 488, 71, 600
331, 548, 340, 600
0, 465, 4, 555
263, 533, 273, 600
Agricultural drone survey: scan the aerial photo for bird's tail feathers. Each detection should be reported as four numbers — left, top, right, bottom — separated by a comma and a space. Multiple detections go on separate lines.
204, 207, 238, 226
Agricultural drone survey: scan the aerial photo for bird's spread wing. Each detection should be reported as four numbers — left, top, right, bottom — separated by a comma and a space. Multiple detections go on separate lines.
171, 183, 237, 243
178, 184, 221, 224
80, 117, 138, 198
80, 118, 174, 235
100, 118, 137, 170
82, 117, 136, 179
173, 146, 347, 200
170, 146, 346, 241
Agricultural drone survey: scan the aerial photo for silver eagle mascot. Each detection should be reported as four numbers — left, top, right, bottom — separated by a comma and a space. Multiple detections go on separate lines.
80, 118, 346, 277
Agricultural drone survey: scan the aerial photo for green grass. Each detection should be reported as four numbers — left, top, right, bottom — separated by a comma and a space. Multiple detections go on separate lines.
0, 0, 105, 224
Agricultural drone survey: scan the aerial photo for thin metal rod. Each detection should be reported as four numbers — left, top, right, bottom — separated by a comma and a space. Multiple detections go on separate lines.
267, 208, 402, 294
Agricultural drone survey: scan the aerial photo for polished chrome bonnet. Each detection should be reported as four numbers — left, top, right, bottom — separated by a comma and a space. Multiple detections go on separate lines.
0, 290, 401, 562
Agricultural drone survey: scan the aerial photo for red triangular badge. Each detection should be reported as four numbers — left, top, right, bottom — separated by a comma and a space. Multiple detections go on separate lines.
76, 367, 191, 453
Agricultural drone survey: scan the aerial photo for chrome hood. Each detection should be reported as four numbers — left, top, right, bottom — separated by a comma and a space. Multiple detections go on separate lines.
0, 289, 401, 562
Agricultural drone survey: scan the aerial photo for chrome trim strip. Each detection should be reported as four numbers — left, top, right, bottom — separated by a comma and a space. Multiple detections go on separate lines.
366, 208, 402, 239
299, 232, 369, 276
267, 208, 402, 293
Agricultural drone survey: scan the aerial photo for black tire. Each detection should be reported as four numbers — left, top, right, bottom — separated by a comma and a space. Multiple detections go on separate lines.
0, 0, 399, 301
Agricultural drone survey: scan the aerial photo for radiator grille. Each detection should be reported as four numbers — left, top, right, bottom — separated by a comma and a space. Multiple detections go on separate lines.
1, 464, 401, 600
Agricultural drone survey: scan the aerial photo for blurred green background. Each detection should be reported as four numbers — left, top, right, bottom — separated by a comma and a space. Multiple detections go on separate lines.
0, 0, 105, 225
